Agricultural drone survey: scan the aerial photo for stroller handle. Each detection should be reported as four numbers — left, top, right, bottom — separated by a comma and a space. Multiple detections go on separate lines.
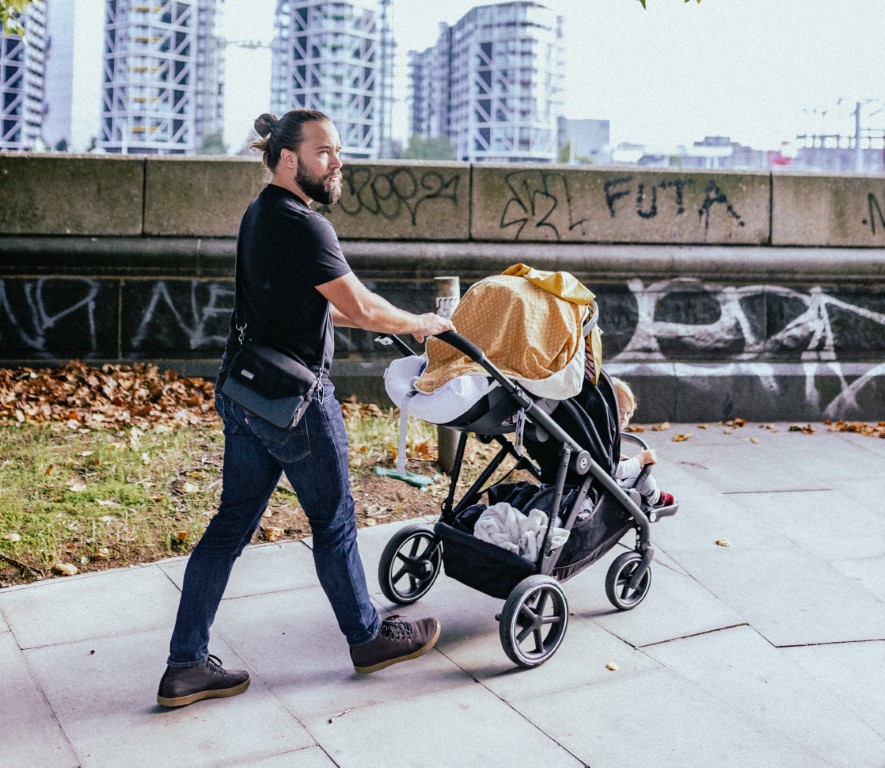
435, 331, 485, 363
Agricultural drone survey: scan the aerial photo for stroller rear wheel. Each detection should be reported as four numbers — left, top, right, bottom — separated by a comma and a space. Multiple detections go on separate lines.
499, 575, 569, 668
605, 551, 652, 611
378, 524, 442, 605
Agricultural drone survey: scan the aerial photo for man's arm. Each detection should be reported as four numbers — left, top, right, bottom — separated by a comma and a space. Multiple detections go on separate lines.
318, 271, 453, 342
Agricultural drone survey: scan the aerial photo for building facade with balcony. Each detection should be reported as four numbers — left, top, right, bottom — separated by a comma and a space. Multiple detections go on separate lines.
97, 0, 223, 154
271, 0, 393, 159
0, 1, 48, 151
409, 1, 564, 163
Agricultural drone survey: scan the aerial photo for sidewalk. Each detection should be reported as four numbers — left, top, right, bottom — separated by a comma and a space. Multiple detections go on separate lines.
2, 423, 884, 768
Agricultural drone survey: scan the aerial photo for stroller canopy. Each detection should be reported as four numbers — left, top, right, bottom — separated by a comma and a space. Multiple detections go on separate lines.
416, 265, 599, 401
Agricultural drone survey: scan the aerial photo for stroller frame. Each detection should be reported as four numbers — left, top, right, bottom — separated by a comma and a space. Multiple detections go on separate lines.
376, 330, 676, 667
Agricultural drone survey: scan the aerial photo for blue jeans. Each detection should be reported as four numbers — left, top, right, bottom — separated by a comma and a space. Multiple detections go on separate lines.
167, 383, 381, 666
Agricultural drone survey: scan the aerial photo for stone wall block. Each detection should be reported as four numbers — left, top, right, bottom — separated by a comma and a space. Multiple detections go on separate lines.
143, 158, 265, 236
471, 166, 770, 244
0, 277, 119, 360
120, 279, 233, 358
322, 161, 470, 240
0, 155, 144, 236
772, 174, 885, 246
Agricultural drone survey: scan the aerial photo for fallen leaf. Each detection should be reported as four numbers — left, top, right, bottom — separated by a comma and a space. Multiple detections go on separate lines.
715, 538, 732, 548
175, 531, 189, 541
182, 482, 199, 494
43, 464, 54, 476
262, 526, 283, 542
93, 547, 111, 560
749, 436, 758, 444
697, 423, 709, 429
652, 422, 671, 431
69, 482, 87, 493
789, 424, 818, 435
672, 433, 693, 442
605, 661, 619, 671
624, 424, 645, 433
2, 533, 21, 542
52, 562, 79, 577
364, 518, 377, 527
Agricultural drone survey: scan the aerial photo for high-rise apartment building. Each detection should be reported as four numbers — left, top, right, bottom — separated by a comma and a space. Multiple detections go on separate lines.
409, 1, 564, 163
43, 0, 104, 152
271, 0, 393, 159
0, 1, 48, 151
98, 0, 224, 154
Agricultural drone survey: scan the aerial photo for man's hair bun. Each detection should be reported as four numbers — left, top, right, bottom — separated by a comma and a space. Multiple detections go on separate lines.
254, 113, 278, 138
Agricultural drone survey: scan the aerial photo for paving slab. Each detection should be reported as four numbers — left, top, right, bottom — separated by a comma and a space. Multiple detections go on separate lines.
513, 667, 832, 768
725, 488, 885, 562
159, 540, 319, 599
446, 604, 661, 703
783, 641, 885, 740
248, 748, 339, 768
644, 625, 885, 768
579, 549, 746, 649
303, 684, 584, 768
211, 586, 469, 723
829, 556, 885, 602
0, 633, 79, 768
23, 629, 313, 768
0, 565, 183, 649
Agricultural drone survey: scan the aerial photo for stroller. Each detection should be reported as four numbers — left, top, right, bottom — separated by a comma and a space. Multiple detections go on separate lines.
375, 284, 678, 668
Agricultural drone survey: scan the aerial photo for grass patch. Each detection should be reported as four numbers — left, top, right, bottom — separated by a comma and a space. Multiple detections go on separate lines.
0, 408, 509, 587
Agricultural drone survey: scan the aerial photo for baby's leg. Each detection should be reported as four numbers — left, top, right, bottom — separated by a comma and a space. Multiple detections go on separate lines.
634, 471, 661, 506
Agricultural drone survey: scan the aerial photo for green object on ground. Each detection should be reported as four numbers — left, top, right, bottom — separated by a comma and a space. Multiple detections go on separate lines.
372, 466, 438, 488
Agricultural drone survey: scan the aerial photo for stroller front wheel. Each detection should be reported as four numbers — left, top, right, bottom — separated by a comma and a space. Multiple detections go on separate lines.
499, 575, 569, 668
605, 551, 652, 611
378, 524, 442, 605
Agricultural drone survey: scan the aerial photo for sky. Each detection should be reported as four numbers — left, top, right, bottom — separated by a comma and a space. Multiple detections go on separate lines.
218, 0, 884, 154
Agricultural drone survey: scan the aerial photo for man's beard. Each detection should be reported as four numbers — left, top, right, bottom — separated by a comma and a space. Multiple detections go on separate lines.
296, 158, 342, 205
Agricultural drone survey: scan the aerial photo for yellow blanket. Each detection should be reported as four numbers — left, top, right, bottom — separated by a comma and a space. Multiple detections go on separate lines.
415, 265, 600, 393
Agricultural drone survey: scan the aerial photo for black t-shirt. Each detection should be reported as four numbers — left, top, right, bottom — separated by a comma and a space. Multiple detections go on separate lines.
220, 184, 351, 377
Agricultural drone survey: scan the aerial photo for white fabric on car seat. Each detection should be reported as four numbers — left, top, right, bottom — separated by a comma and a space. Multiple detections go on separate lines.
384, 354, 498, 425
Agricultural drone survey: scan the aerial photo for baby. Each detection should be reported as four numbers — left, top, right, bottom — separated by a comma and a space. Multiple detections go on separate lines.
611, 377, 674, 509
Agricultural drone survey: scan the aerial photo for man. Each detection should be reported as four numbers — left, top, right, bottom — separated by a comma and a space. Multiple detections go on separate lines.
157, 109, 454, 708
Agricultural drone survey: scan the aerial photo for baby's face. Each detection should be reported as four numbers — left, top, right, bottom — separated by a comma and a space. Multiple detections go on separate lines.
616, 393, 633, 429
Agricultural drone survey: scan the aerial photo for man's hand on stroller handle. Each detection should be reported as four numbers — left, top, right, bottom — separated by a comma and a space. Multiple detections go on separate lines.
412, 313, 455, 344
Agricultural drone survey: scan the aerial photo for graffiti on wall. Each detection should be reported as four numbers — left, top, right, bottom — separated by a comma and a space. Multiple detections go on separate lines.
331, 166, 461, 225
499, 170, 748, 240
0, 277, 105, 358
1, 276, 882, 416
864, 191, 885, 234
608, 278, 885, 417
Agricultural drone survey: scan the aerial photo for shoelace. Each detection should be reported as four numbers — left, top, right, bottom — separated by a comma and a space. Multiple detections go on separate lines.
379, 616, 413, 641
205, 654, 228, 676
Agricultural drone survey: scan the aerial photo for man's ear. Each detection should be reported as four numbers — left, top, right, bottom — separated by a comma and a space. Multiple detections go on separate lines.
280, 148, 298, 169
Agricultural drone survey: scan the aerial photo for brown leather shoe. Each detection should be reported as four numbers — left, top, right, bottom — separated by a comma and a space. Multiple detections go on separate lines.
351, 616, 441, 674
157, 654, 250, 707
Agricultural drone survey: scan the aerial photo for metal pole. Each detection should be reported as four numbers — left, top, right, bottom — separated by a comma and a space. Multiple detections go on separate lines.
434, 276, 460, 474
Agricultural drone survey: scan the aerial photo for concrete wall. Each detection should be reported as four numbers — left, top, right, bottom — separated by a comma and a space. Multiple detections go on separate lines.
1, 154, 883, 422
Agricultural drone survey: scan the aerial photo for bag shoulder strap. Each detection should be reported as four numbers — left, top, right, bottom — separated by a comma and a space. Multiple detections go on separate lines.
233, 251, 330, 379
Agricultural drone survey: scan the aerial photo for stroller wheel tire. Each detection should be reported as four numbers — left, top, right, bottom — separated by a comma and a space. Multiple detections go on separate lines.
605, 551, 652, 611
499, 575, 568, 668
378, 524, 442, 605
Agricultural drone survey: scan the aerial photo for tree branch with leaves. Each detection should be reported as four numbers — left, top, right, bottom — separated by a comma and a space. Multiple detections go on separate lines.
1, 0, 33, 36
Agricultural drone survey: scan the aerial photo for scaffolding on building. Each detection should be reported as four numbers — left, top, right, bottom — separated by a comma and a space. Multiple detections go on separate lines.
271, 0, 392, 159
410, 2, 564, 164
0, 1, 47, 151
99, 0, 222, 155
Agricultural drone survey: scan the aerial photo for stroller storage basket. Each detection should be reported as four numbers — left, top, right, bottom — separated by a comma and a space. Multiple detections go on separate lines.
434, 521, 535, 600
552, 492, 632, 581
